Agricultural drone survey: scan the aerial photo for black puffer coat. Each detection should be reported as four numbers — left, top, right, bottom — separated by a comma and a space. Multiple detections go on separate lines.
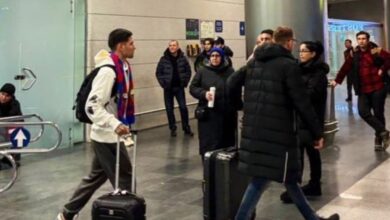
228, 44, 322, 183
156, 49, 192, 89
298, 60, 329, 144
190, 60, 240, 155
194, 51, 209, 73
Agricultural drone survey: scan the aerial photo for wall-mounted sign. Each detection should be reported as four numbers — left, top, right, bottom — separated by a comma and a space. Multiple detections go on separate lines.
200, 20, 215, 38
328, 24, 364, 32
186, 19, 199, 40
239, 21, 245, 36
10, 127, 31, 149
215, 20, 223, 33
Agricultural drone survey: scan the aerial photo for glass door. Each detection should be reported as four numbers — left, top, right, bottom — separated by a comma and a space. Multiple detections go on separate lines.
0, 0, 86, 148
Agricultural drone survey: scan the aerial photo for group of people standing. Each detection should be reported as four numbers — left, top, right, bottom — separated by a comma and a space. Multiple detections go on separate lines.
156, 26, 390, 220
0, 23, 386, 220
154, 26, 343, 219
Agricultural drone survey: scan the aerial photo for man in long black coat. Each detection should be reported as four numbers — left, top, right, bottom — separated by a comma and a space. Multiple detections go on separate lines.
228, 27, 339, 220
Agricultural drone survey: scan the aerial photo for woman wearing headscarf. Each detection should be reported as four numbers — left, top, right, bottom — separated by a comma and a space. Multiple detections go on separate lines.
190, 47, 241, 159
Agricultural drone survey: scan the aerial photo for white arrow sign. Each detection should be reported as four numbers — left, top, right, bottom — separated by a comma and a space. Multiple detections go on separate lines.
15, 129, 27, 148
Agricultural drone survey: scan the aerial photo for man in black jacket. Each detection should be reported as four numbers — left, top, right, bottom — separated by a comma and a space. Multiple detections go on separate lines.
229, 27, 338, 220
0, 83, 23, 168
156, 40, 193, 137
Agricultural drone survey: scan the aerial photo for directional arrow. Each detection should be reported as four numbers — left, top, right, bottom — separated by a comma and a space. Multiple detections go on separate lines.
10, 127, 31, 149
15, 129, 27, 148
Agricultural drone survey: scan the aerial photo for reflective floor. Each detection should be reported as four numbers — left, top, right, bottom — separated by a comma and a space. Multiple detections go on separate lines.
0, 87, 390, 220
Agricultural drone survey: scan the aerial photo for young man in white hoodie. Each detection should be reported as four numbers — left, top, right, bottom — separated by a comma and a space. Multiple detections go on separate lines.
57, 28, 136, 220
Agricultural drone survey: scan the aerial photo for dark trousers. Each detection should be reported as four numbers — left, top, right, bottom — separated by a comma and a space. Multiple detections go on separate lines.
300, 144, 321, 184
63, 141, 132, 218
346, 74, 353, 99
357, 87, 387, 136
235, 177, 318, 220
164, 87, 190, 131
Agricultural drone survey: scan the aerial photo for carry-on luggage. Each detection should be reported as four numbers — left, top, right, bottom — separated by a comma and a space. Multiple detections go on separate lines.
92, 130, 146, 220
203, 147, 254, 220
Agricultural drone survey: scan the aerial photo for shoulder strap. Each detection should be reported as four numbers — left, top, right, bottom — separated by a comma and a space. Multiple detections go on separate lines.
97, 64, 117, 97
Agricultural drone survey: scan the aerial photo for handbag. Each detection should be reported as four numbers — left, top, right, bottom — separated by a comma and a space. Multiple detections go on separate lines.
195, 105, 208, 120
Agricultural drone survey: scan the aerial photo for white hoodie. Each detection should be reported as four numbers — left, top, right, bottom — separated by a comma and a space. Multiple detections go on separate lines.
86, 50, 122, 143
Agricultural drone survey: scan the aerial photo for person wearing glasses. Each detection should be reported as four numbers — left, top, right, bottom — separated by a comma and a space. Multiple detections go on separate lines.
190, 47, 241, 160
228, 27, 338, 220
280, 41, 329, 203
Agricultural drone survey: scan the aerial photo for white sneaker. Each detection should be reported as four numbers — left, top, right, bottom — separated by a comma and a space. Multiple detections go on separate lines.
56, 213, 65, 220
56, 213, 78, 220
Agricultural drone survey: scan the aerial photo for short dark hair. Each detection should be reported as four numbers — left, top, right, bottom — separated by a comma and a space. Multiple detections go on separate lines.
204, 38, 215, 45
108, 28, 133, 51
356, 31, 370, 40
261, 29, 274, 36
273, 26, 293, 44
215, 36, 225, 45
345, 39, 352, 43
300, 41, 324, 61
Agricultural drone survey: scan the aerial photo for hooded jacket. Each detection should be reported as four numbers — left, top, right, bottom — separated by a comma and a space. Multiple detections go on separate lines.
335, 44, 390, 95
228, 44, 322, 183
156, 48, 192, 89
85, 50, 124, 143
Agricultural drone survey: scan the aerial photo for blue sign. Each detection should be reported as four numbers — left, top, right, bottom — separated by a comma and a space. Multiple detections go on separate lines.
10, 127, 31, 149
215, 20, 223, 33
329, 24, 364, 32
239, 21, 245, 36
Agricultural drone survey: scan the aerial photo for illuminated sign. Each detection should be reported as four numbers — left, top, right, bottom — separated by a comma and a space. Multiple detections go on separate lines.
328, 24, 364, 32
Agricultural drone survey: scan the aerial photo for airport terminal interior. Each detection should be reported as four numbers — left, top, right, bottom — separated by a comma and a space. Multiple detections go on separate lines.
1, 0, 390, 219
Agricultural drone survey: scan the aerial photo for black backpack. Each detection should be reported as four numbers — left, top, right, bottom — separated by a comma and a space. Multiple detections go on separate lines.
74, 65, 117, 124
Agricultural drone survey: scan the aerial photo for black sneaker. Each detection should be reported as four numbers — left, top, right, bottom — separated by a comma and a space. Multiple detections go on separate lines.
374, 136, 383, 151
301, 182, 322, 196
345, 97, 352, 102
184, 128, 194, 137
170, 130, 177, 137
319, 213, 340, 220
380, 130, 389, 150
280, 190, 293, 203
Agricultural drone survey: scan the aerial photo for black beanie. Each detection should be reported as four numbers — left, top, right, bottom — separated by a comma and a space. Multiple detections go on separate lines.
0, 83, 16, 96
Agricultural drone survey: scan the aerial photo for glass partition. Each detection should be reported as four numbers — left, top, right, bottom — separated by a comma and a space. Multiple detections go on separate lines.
0, 0, 86, 148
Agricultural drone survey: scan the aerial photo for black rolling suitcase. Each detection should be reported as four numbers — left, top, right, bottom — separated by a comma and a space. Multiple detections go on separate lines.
203, 147, 254, 220
92, 130, 146, 220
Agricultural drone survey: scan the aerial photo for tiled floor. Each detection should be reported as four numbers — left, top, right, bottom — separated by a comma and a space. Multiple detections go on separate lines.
0, 87, 389, 220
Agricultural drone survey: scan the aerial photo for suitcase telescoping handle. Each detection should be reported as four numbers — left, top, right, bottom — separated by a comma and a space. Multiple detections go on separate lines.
114, 129, 138, 195
130, 129, 138, 194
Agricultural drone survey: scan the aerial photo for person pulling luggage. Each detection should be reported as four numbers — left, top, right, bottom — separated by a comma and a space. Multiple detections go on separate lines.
57, 28, 136, 220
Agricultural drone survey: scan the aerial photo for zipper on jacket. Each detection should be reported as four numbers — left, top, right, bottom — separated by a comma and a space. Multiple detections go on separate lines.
283, 152, 289, 183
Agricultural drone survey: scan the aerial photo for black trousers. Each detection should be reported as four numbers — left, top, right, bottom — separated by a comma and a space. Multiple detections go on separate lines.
346, 73, 353, 99
63, 141, 132, 218
357, 87, 387, 136
164, 87, 190, 131
300, 143, 321, 184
